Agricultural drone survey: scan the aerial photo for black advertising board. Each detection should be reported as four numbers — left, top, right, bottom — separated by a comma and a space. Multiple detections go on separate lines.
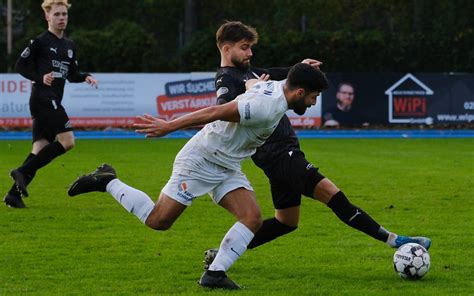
322, 73, 474, 126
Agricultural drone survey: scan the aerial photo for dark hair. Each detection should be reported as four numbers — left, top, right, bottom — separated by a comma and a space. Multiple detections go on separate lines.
286, 63, 329, 92
216, 21, 258, 49
337, 82, 355, 92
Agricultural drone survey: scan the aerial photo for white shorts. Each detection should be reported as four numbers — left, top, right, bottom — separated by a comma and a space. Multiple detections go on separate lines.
162, 144, 253, 206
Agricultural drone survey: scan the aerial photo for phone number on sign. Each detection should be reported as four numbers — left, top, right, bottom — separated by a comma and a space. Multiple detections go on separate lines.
464, 101, 474, 110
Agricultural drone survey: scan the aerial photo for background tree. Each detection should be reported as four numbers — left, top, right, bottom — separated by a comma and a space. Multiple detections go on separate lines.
3, 0, 473, 73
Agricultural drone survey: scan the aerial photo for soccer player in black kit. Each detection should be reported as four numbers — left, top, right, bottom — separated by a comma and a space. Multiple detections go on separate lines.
203, 21, 431, 273
3, 0, 98, 208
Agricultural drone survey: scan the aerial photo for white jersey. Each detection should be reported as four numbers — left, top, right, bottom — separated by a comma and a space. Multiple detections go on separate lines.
184, 80, 288, 171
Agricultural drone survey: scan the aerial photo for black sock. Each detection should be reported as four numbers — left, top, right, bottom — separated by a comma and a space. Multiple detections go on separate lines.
327, 191, 389, 242
247, 217, 297, 249
18, 142, 66, 176
9, 153, 36, 196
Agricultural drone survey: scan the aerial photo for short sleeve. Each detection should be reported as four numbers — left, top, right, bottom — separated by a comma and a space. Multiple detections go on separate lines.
237, 96, 270, 126
215, 74, 243, 104
15, 38, 43, 83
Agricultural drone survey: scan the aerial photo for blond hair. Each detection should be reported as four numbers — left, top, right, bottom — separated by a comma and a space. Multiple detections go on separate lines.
41, 0, 71, 14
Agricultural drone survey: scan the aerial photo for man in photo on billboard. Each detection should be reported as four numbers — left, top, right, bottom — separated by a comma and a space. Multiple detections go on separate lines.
323, 82, 360, 127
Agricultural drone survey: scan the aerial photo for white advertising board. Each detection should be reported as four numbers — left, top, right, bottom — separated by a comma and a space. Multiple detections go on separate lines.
0, 73, 321, 128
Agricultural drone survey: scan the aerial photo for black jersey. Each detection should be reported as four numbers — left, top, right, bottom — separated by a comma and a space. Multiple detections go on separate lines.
15, 31, 89, 104
215, 66, 301, 172
323, 105, 363, 126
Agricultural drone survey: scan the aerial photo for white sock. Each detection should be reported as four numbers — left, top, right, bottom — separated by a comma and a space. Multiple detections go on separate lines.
106, 179, 155, 224
386, 232, 398, 247
208, 221, 254, 272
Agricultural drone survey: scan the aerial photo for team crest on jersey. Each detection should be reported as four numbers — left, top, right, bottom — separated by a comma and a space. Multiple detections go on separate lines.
216, 87, 229, 97
67, 49, 73, 58
21, 47, 30, 58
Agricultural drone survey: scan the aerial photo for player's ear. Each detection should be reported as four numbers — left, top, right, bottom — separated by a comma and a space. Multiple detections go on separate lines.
297, 88, 305, 98
222, 43, 233, 54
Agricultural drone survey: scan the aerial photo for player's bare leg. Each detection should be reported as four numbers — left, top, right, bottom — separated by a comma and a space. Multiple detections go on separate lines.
144, 193, 186, 230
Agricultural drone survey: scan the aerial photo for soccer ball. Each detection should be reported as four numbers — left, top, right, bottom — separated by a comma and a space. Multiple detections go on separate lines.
393, 243, 430, 279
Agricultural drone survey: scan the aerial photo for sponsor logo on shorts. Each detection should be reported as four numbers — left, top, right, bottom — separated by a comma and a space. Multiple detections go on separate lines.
179, 182, 188, 191
306, 163, 314, 170
65, 121, 72, 128
177, 182, 195, 201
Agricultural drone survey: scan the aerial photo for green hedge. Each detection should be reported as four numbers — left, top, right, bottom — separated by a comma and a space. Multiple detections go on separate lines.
4, 0, 473, 73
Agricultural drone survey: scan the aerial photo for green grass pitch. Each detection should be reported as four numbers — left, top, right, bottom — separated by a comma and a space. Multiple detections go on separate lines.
1, 138, 473, 295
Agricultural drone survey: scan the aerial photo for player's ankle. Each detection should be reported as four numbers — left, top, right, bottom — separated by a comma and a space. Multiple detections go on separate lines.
386, 232, 398, 247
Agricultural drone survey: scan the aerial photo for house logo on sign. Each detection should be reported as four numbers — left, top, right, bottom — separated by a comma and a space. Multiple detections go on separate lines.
385, 73, 434, 124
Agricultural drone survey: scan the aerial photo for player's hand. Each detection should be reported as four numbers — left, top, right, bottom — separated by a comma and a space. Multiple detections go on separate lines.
258, 73, 270, 81
245, 74, 269, 90
134, 114, 170, 138
43, 72, 54, 86
301, 58, 323, 69
85, 76, 98, 88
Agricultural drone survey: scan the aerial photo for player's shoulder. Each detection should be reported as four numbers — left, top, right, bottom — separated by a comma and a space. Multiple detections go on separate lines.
256, 80, 285, 96
216, 67, 245, 80
32, 31, 50, 44
245, 80, 284, 103
250, 66, 269, 76
216, 68, 244, 87
258, 81, 287, 110
62, 36, 76, 47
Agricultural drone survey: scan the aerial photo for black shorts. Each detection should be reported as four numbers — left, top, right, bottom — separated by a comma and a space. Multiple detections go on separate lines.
265, 150, 325, 209
30, 100, 72, 143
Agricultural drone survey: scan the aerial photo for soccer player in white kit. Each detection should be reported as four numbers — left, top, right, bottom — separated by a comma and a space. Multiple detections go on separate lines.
68, 63, 329, 290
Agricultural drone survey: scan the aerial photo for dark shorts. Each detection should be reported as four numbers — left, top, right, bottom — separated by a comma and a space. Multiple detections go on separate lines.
30, 100, 72, 143
265, 150, 325, 209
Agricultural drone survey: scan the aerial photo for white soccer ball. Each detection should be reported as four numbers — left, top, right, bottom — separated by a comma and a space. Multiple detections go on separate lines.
393, 243, 430, 279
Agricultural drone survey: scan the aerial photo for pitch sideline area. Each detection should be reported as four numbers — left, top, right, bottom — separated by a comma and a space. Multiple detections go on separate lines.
0, 129, 473, 140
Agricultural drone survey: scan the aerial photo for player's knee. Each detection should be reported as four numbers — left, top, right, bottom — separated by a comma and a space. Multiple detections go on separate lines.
314, 178, 339, 205
145, 217, 174, 231
59, 140, 75, 151
275, 209, 300, 228
241, 211, 262, 232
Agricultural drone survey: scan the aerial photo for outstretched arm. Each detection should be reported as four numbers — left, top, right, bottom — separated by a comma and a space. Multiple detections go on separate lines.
134, 101, 240, 138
